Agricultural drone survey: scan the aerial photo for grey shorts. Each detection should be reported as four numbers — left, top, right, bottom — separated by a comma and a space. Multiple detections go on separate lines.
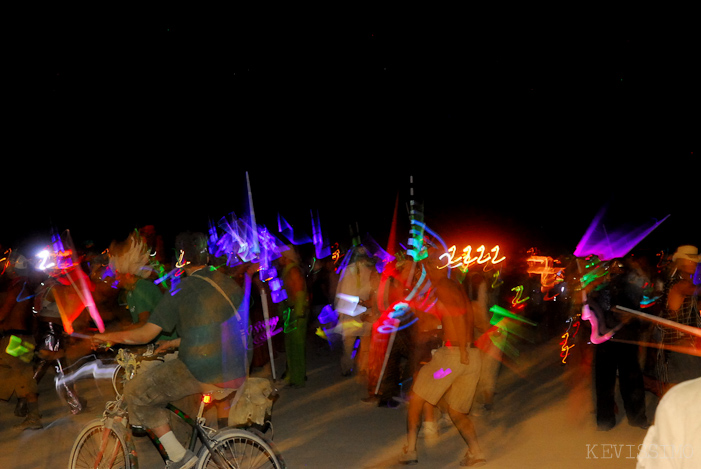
124, 358, 203, 428
412, 346, 481, 414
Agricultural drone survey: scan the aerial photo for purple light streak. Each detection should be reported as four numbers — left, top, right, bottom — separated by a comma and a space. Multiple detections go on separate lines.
574, 205, 670, 260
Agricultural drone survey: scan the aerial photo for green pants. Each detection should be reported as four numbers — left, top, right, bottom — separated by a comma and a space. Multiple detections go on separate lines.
284, 315, 308, 386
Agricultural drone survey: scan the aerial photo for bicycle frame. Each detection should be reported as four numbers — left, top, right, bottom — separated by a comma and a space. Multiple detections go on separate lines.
96, 348, 232, 468
98, 391, 230, 468
153, 398, 230, 466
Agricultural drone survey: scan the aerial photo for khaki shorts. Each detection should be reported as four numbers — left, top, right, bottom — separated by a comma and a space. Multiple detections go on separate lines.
412, 346, 481, 414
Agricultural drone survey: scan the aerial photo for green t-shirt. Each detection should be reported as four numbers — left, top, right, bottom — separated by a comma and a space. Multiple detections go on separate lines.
149, 268, 247, 385
127, 278, 177, 341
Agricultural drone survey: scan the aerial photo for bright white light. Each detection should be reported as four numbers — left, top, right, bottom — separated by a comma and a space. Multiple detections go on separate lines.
36, 249, 55, 270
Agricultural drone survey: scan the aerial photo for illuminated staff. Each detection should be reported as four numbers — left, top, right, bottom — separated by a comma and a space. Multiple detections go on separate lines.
610, 306, 701, 357
245, 173, 280, 380
407, 176, 427, 262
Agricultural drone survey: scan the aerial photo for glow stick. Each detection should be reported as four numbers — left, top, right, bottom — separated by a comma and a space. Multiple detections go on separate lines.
66, 268, 105, 333
246, 172, 260, 256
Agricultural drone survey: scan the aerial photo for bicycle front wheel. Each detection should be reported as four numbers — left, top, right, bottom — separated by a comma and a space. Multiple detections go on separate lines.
196, 427, 285, 469
68, 419, 134, 469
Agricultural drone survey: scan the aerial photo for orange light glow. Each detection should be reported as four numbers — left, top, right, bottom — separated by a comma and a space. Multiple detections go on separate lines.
526, 255, 565, 293
203, 395, 212, 404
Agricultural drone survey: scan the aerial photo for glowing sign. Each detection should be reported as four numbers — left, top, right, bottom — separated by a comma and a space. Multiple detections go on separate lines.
439, 245, 506, 271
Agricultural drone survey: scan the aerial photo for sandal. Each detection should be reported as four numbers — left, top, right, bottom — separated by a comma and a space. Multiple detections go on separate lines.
399, 446, 418, 465
460, 452, 487, 467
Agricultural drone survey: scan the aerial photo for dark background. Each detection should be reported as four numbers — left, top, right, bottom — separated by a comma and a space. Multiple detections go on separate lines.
2, 10, 697, 262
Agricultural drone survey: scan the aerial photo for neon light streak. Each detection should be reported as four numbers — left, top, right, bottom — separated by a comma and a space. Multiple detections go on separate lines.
560, 332, 575, 364
510, 285, 530, 306
489, 305, 537, 327
559, 316, 580, 364
433, 368, 452, 379
574, 204, 670, 260
277, 214, 311, 245
439, 244, 507, 271
5, 335, 35, 362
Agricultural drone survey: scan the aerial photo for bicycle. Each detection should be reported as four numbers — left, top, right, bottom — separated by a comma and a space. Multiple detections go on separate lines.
68, 346, 286, 468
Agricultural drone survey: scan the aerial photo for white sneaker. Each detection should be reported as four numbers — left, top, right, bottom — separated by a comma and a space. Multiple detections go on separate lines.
166, 450, 197, 469
418, 421, 439, 439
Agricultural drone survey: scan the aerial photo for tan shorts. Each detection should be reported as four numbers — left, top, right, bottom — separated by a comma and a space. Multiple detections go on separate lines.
412, 346, 481, 414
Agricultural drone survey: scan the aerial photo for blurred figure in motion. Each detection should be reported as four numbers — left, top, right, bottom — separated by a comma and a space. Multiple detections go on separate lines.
108, 232, 176, 343
587, 256, 649, 431
401, 253, 485, 467
33, 269, 90, 415
93, 231, 248, 469
637, 376, 701, 468
466, 270, 503, 417
654, 245, 701, 393
277, 246, 310, 388
0, 253, 43, 429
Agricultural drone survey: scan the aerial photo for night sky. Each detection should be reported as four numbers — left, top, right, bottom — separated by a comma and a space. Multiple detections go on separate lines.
3, 14, 697, 262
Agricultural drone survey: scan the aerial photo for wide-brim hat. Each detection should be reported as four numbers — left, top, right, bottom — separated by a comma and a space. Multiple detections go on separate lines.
672, 245, 701, 263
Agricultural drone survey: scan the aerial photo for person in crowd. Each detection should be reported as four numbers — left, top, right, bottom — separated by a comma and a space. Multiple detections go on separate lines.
411, 297, 444, 436
587, 255, 649, 430
637, 376, 701, 468
307, 255, 338, 355
0, 253, 43, 430
466, 270, 504, 417
108, 232, 177, 343
277, 246, 310, 388
401, 251, 485, 466
93, 231, 248, 469
334, 247, 378, 377
654, 245, 701, 392
33, 269, 89, 414
368, 255, 418, 408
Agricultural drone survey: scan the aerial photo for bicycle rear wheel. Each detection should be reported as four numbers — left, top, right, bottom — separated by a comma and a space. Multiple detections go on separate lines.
196, 427, 285, 469
68, 419, 134, 469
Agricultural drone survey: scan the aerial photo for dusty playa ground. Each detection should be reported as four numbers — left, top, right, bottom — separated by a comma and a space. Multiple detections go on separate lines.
1, 336, 658, 469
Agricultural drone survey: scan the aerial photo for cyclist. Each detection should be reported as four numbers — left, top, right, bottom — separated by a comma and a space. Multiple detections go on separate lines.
93, 232, 249, 469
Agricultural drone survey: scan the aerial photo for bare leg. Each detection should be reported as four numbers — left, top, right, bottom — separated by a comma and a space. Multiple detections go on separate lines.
406, 391, 426, 452
448, 406, 485, 460
423, 402, 436, 423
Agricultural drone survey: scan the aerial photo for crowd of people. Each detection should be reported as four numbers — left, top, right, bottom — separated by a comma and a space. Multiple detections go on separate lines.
1, 219, 699, 467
